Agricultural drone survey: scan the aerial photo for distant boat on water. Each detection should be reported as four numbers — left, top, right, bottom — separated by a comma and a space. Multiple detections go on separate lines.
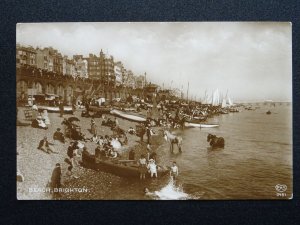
184, 121, 219, 128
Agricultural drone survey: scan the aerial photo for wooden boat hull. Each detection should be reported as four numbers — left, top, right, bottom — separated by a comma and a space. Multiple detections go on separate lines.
81, 155, 169, 178
38, 106, 73, 113
89, 105, 112, 114
184, 122, 219, 128
110, 109, 146, 122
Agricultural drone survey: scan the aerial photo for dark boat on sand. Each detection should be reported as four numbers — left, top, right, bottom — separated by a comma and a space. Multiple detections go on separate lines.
81, 154, 170, 178
89, 105, 112, 114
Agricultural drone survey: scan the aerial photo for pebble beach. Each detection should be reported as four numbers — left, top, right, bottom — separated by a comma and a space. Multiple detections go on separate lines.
17, 107, 165, 200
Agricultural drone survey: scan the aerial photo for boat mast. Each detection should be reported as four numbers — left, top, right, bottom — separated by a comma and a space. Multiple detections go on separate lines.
187, 81, 189, 103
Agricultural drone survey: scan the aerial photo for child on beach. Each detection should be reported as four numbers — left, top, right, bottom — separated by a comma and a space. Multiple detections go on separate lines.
170, 161, 179, 180
147, 159, 157, 178
138, 154, 147, 180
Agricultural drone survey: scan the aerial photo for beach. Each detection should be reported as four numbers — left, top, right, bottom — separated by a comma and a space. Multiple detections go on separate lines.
17, 107, 165, 200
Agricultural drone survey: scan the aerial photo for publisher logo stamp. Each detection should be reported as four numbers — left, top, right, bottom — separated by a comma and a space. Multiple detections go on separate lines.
275, 184, 287, 197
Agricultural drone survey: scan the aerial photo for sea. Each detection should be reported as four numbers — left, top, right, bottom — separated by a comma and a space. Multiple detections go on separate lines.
70, 103, 293, 200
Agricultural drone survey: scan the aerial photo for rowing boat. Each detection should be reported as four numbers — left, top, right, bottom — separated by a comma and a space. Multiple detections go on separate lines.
81, 154, 169, 178
110, 109, 146, 122
89, 105, 112, 114
38, 105, 73, 113
184, 122, 219, 128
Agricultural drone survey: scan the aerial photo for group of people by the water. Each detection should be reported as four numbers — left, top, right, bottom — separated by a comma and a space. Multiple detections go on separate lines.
137, 152, 159, 179
18, 95, 190, 199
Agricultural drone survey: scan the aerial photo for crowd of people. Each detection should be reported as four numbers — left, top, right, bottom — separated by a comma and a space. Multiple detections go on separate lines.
19, 92, 188, 199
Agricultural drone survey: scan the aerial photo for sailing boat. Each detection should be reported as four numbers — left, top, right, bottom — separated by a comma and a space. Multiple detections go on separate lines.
227, 97, 233, 106
227, 96, 239, 112
212, 89, 220, 106
221, 98, 227, 108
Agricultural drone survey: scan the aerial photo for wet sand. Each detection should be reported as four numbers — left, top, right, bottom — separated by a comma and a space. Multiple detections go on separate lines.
17, 107, 165, 200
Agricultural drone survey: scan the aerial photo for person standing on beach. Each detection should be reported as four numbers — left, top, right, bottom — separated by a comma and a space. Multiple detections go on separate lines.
139, 123, 146, 142
146, 126, 151, 144
51, 163, 61, 197
114, 117, 119, 127
139, 154, 147, 180
59, 100, 64, 117
147, 159, 157, 178
91, 119, 97, 136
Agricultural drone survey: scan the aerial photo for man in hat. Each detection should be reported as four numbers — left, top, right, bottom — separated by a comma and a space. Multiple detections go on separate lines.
53, 128, 65, 143
38, 136, 57, 154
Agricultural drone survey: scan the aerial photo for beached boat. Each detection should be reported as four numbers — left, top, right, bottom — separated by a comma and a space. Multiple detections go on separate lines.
81, 155, 169, 178
110, 109, 146, 122
89, 105, 112, 114
38, 105, 73, 113
184, 121, 219, 128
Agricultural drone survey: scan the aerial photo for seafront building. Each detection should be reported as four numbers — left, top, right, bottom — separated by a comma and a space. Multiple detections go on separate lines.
16, 44, 37, 67
16, 43, 161, 105
114, 61, 123, 87
73, 55, 88, 79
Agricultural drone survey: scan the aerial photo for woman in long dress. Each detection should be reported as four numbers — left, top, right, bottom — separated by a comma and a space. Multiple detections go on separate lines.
42, 110, 50, 125
90, 119, 97, 136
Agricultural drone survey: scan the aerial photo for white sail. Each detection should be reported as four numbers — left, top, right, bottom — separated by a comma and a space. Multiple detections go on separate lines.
206, 95, 212, 105
227, 97, 233, 106
221, 98, 227, 108
212, 89, 220, 106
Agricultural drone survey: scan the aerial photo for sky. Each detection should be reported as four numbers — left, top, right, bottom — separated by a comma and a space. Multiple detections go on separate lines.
16, 22, 292, 102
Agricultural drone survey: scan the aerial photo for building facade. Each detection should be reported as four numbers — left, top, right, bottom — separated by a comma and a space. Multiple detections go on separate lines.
87, 54, 100, 80
135, 75, 146, 89
123, 70, 135, 88
16, 44, 37, 67
53, 52, 63, 74
99, 49, 115, 85
36, 48, 49, 70
73, 55, 88, 78
114, 61, 123, 86
36, 47, 63, 72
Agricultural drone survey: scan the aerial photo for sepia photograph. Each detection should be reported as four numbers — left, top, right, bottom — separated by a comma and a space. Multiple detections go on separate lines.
16, 22, 292, 200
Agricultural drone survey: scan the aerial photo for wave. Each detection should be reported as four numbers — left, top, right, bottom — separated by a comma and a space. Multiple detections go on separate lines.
150, 178, 190, 200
